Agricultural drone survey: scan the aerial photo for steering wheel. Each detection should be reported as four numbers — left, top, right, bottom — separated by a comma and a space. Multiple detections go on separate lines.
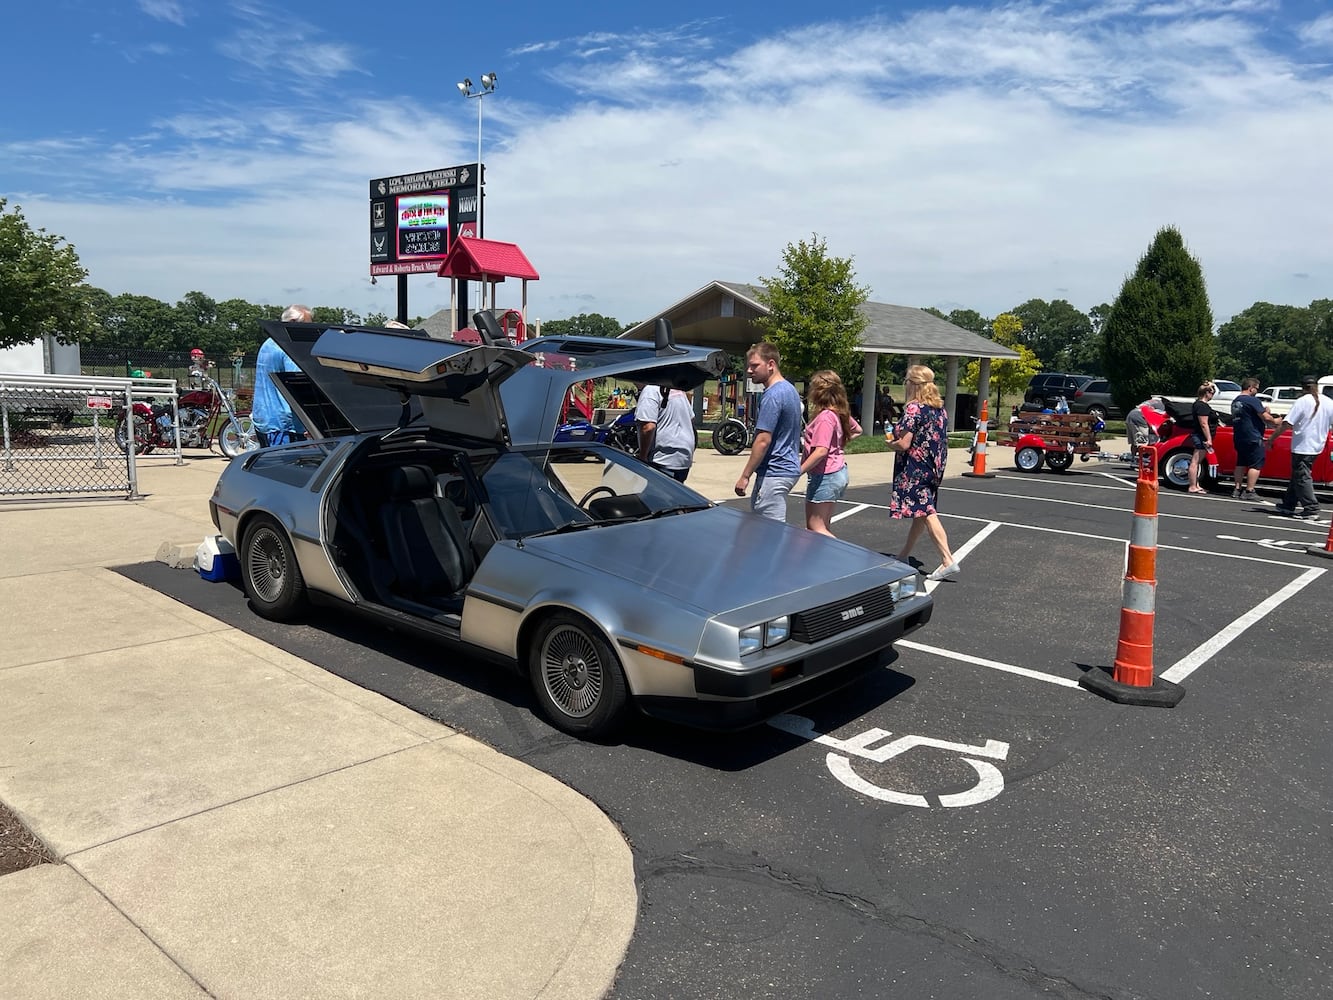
578, 486, 616, 508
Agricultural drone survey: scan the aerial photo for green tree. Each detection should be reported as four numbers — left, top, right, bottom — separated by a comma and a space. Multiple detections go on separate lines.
101, 293, 178, 352
540, 313, 625, 338
1102, 226, 1214, 413
755, 233, 868, 381
1215, 301, 1330, 386
945, 309, 989, 336
1010, 298, 1092, 371
964, 312, 1040, 414
0, 199, 96, 350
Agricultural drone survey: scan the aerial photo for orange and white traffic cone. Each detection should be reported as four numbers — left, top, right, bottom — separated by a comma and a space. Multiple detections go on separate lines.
1307, 517, 1333, 560
962, 398, 995, 479
1079, 451, 1185, 706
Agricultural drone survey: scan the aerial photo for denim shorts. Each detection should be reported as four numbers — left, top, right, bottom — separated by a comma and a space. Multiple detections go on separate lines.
806, 465, 849, 503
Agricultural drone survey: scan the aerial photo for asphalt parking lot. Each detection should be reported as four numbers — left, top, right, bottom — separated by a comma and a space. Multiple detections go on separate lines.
123, 460, 1333, 1000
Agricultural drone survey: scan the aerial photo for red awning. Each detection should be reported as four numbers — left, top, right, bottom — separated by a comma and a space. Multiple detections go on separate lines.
436, 237, 540, 282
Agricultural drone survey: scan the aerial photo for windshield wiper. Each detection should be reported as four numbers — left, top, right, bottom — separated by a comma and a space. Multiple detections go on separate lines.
528, 519, 603, 538
646, 503, 711, 519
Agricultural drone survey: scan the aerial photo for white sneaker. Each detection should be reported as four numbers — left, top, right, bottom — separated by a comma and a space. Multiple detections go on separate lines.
926, 562, 961, 582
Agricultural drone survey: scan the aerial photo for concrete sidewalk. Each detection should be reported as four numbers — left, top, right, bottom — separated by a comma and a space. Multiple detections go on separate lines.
0, 455, 635, 1000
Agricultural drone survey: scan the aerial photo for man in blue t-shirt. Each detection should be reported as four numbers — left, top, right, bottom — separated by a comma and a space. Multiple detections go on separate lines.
1230, 378, 1276, 501
251, 303, 309, 447
733, 342, 803, 521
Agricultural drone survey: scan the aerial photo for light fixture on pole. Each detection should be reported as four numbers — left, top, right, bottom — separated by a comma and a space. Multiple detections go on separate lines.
457, 72, 497, 312
456, 72, 497, 240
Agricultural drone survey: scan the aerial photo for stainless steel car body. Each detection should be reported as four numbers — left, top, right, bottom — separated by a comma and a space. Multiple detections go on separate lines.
209, 316, 931, 735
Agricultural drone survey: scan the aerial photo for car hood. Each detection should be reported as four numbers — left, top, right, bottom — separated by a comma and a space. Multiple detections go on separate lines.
520, 505, 905, 614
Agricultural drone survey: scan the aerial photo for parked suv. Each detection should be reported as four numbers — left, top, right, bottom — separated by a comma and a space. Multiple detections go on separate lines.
1024, 373, 1094, 408
1068, 378, 1121, 421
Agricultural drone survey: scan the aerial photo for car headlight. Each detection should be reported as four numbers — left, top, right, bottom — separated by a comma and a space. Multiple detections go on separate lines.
890, 576, 918, 601
740, 616, 791, 656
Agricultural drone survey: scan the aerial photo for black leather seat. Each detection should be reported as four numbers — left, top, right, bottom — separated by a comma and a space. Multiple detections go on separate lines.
378, 465, 475, 609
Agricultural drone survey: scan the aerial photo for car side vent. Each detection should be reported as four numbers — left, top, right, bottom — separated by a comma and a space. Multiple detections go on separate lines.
790, 585, 896, 643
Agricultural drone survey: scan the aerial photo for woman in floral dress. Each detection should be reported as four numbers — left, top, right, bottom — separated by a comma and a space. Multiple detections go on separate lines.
885, 365, 959, 581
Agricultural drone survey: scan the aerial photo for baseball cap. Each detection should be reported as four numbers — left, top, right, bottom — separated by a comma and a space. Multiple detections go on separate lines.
1300, 374, 1318, 386
190, 348, 205, 357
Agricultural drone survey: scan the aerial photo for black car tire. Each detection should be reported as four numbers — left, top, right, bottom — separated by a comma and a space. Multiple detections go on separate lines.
1045, 450, 1075, 472
240, 515, 309, 621
1088, 405, 1107, 422
529, 612, 629, 738
1015, 446, 1044, 472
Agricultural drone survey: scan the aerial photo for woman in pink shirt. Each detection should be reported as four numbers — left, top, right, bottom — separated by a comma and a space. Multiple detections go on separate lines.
800, 371, 862, 536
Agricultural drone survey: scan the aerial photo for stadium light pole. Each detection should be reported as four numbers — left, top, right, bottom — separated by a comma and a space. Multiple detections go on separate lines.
457, 72, 497, 312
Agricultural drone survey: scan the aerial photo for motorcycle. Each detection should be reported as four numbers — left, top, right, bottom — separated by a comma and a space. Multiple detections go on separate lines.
115, 370, 259, 459
553, 407, 639, 454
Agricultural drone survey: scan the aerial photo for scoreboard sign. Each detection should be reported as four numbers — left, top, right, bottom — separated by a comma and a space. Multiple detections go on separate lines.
369, 164, 483, 276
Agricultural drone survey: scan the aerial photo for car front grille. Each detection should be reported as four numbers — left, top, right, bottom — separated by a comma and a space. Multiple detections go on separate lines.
790, 584, 896, 644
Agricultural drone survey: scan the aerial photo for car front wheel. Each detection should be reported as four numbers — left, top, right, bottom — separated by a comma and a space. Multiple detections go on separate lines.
529, 612, 629, 738
1161, 449, 1193, 490
240, 515, 308, 620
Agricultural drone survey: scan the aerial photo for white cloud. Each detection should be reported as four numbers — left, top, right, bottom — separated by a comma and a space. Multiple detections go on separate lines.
138, 0, 186, 26
12, 1, 1333, 327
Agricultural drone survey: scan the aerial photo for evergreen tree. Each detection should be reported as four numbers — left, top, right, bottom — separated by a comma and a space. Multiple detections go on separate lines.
755, 233, 868, 382
1102, 226, 1214, 413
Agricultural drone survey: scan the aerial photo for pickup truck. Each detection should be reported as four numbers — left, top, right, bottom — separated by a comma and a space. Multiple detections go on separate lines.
1260, 386, 1301, 418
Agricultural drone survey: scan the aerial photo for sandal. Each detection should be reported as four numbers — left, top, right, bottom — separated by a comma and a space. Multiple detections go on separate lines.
1188, 487, 1206, 494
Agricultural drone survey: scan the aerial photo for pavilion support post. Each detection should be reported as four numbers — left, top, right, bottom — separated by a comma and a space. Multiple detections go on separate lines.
978, 357, 993, 416
944, 357, 960, 429
860, 351, 879, 430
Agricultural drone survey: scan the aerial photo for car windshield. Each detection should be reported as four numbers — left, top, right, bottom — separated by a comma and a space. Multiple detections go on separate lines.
476, 445, 711, 540
1214, 380, 1241, 392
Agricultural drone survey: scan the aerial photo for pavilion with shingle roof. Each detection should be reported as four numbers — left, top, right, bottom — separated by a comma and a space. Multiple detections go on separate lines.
621, 280, 1019, 427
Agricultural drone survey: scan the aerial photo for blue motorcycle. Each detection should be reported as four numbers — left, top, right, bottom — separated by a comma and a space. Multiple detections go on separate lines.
553, 407, 638, 454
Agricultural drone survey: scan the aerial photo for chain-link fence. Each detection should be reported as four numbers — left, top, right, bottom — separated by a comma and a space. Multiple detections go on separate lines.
80, 347, 259, 392
0, 375, 149, 499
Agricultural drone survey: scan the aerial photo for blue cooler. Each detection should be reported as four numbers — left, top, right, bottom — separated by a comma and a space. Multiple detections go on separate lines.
195, 535, 240, 583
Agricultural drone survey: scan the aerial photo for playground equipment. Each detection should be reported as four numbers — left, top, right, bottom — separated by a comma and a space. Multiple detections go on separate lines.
436, 236, 539, 343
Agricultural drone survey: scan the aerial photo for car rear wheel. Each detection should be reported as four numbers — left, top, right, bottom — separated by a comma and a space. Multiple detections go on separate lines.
1088, 405, 1107, 422
1045, 450, 1074, 472
1161, 449, 1193, 490
1015, 446, 1044, 472
240, 515, 308, 620
529, 612, 629, 738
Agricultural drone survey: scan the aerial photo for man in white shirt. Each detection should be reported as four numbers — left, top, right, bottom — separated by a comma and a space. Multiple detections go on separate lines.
635, 384, 696, 482
1266, 375, 1333, 518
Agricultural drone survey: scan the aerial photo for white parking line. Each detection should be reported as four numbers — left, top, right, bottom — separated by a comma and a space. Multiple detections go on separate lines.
898, 639, 1085, 689
1159, 567, 1325, 683
832, 503, 870, 523
924, 520, 1001, 593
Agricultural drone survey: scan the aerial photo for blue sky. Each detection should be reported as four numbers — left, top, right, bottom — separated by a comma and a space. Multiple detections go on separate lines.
5, 0, 1332, 327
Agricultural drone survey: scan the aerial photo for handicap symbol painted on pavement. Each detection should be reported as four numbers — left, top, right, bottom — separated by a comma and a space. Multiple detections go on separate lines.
768, 714, 1010, 808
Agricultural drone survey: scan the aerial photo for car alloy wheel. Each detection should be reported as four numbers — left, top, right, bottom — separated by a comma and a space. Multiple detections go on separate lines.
1089, 405, 1107, 422
529, 612, 628, 737
240, 515, 308, 620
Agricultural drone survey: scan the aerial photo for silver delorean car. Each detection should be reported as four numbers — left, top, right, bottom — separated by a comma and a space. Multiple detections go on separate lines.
208, 313, 932, 738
